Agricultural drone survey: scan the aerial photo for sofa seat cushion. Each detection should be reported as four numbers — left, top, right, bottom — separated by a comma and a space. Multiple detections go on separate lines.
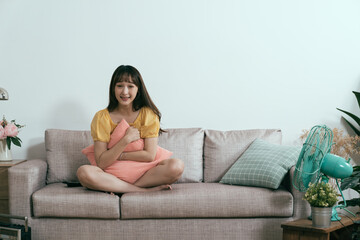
120, 183, 293, 219
32, 183, 120, 219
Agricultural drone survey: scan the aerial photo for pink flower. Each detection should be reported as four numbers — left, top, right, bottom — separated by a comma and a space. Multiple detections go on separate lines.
4, 123, 18, 137
0, 125, 5, 139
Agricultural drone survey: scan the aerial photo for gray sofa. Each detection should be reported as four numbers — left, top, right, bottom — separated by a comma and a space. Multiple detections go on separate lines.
8, 128, 310, 240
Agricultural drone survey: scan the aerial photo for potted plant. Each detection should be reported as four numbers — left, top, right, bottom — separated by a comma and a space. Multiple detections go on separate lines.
303, 182, 338, 228
337, 91, 360, 206
0, 116, 24, 161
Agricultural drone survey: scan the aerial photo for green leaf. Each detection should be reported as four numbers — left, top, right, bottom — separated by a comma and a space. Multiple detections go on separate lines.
341, 177, 360, 191
343, 118, 360, 136
353, 166, 360, 171
352, 188, 360, 195
336, 108, 360, 135
339, 198, 360, 207
353, 91, 360, 110
6, 137, 11, 150
11, 137, 21, 147
341, 166, 360, 192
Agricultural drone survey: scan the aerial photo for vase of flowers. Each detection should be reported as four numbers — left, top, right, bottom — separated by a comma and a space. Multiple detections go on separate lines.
303, 182, 338, 228
0, 116, 24, 161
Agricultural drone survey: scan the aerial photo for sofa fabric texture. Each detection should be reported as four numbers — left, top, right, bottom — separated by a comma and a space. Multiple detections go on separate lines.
157, 128, 204, 183
121, 183, 293, 219
32, 183, 120, 219
46, 128, 204, 185
45, 129, 93, 184
9, 127, 311, 240
204, 128, 282, 182
29, 217, 289, 240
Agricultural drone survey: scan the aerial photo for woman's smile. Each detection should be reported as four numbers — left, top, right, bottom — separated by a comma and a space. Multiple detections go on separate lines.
120, 96, 131, 102
115, 81, 138, 106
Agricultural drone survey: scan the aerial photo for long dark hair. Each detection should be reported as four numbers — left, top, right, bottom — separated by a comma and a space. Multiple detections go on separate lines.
107, 65, 164, 133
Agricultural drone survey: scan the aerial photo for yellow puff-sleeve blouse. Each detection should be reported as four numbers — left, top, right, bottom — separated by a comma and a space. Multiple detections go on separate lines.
91, 107, 160, 143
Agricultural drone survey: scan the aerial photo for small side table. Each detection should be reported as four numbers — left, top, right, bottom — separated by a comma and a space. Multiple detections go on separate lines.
0, 160, 26, 223
281, 214, 360, 240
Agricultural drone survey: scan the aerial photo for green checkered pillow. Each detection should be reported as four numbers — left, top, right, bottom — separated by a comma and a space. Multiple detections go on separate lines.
220, 138, 300, 189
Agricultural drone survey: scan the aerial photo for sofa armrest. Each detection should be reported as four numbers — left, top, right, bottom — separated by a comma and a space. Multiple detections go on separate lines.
287, 166, 311, 219
8, 159, 47, 221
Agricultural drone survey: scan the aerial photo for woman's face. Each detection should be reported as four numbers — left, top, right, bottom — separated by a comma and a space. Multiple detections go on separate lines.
114, 79, 139, 108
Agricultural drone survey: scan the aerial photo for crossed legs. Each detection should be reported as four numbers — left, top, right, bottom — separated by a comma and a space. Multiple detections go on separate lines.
76, 158, 184, 193
134, 158, 184, 188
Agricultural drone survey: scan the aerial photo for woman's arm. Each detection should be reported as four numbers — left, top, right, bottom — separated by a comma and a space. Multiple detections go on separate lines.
94, 127, 140, 169
119, 137, 158, 162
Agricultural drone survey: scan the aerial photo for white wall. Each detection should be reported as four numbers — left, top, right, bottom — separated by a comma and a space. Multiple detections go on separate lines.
1, 0, 360, 160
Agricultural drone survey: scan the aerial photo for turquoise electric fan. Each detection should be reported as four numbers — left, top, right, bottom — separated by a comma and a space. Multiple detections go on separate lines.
293, 125, 354, 220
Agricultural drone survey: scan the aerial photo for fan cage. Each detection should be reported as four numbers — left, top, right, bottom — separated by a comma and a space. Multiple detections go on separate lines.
293, 125, 333, 192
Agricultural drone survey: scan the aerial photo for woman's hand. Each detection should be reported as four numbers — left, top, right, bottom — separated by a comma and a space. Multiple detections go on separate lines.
119, 137, 158, 162
124, 127, 140, 144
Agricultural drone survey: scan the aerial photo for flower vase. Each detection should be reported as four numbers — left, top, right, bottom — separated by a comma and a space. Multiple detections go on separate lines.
0, 139, 12, 161
311, 206, 332, 228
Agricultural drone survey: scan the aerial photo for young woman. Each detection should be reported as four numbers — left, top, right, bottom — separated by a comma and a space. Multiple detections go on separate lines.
77, 65, 184, 193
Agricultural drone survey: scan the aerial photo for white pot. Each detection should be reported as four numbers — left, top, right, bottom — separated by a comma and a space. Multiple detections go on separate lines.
0, 139, 12, 161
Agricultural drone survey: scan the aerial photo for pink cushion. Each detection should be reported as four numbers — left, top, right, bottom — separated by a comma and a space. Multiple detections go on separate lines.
82, 119, 173, 183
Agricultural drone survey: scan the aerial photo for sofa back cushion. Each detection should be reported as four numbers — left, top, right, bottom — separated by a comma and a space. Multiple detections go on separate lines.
158, 128, 204, 183
46, 128, 204, 184
46, 129, 93, 184
204, 129, 282, 182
